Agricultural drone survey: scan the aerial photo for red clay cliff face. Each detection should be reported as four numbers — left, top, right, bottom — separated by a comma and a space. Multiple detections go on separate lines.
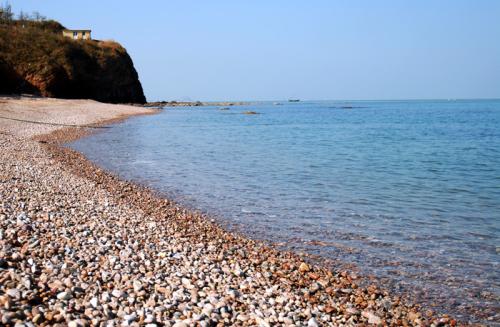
0, 21, 146, 103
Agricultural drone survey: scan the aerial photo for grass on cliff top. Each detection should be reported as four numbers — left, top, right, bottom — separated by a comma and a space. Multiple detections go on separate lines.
0, 21, 126, 79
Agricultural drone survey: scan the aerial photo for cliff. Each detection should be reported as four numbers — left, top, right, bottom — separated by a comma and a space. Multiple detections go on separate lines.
0, 20, 146, 103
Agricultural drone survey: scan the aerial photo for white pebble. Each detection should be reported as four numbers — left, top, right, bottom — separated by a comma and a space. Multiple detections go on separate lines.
308, 317, 319, 327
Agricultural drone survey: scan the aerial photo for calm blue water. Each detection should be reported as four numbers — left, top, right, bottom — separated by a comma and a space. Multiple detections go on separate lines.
71, 100, 500, 322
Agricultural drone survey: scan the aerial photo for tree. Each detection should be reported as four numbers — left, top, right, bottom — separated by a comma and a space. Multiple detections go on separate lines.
18, 10, 29, 21
0, 2, 13, 22
32, 11, 46, 22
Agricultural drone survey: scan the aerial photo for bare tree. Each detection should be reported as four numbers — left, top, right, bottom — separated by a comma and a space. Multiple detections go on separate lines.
18, 10, 28, 21
32, 11, 46, 22
0, 2, 13, 22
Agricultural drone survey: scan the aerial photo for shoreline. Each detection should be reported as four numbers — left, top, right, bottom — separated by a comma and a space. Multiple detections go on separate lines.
0, 97, 455, 326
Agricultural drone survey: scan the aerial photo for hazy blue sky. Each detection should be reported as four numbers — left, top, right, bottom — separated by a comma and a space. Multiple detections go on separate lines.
9, 1, 500, 101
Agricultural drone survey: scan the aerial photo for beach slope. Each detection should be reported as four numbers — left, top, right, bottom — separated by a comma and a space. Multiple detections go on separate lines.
0, 97, 452, 326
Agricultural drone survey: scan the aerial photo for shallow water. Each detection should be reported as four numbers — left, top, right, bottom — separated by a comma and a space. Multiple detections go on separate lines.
71, 100, 500, 323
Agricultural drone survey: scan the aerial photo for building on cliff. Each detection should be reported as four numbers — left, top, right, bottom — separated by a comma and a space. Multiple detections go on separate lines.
62, 29, 91, 40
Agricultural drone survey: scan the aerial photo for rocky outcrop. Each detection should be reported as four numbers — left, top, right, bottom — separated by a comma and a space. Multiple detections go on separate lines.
0, 20, 146, 103
0, 58, 35, 94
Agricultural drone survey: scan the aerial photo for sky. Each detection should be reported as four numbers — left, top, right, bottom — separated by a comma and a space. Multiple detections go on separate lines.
8, 0, 500, 101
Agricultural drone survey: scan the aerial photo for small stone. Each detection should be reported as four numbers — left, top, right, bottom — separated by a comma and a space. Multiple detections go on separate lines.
362, 311, 382, 325
228, 289, 239, 299
308, 317, 319, 327
2, 312, 15, 324
181, 278, 194, 289
101, 292, 110, 302
144, 314, 155, 323
124, 313, 137, 323
6, 288, 20, 299
298, 262, 310, 273
45, 312, 54, 322
309, 283, 320, 293
202, 303, 214, 316
22, 278, 31, 289
346, 307, 360, 315
0, 258, 7, 268
90, 297, 99, 308
233, 269, 244, 277
380, 299, 392, 311
255, 316, 270, 327
56, 291, 72, 300
133, 280, 143, 292
104, 308, 115, 319
68, 320, 85, 327
32, 313, 44, 324
112, 289, 124, 298
275, 295, 286, 304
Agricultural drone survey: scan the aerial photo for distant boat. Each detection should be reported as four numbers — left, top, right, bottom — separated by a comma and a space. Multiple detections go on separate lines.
288, 99, 300, 102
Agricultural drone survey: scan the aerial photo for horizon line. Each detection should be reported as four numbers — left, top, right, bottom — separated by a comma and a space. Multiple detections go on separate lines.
154, 97, 500, 103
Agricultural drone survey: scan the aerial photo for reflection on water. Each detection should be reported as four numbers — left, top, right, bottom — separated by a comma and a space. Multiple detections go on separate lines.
71, 100, 500, 323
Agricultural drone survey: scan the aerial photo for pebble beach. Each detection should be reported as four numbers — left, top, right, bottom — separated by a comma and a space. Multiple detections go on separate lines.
0, 97, 457, 326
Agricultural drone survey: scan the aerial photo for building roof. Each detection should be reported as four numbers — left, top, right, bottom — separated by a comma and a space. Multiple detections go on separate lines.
63, 29, 91, 32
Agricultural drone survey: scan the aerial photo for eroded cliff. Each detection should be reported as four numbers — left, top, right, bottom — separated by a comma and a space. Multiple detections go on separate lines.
0, 20, 146, 103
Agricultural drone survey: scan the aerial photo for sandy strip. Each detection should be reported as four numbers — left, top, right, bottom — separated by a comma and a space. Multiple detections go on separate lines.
0, 97, 454, 326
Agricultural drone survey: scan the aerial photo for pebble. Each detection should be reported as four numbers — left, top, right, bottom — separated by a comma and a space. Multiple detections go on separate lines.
56, 291, 72, 300
112, 289, 124, 298
362, 311, 382, 325
298, 262, 310, 273
308, 317, 319, 327
133, 280, 143, 292
123, 313, 137, 323
144, 314, 155, 323
6, 289, 20, 299
101, 292, 110, 302
255, 316, 270, 327
90, 297, 99, 308
68, 320, 85, 327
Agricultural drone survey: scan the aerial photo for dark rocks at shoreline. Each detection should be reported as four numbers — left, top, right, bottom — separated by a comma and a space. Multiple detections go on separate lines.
142, 101, 250, 108
143, 100, 203, 108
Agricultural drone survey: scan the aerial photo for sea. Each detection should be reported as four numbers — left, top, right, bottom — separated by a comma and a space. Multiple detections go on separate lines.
70, 99, 500, 323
